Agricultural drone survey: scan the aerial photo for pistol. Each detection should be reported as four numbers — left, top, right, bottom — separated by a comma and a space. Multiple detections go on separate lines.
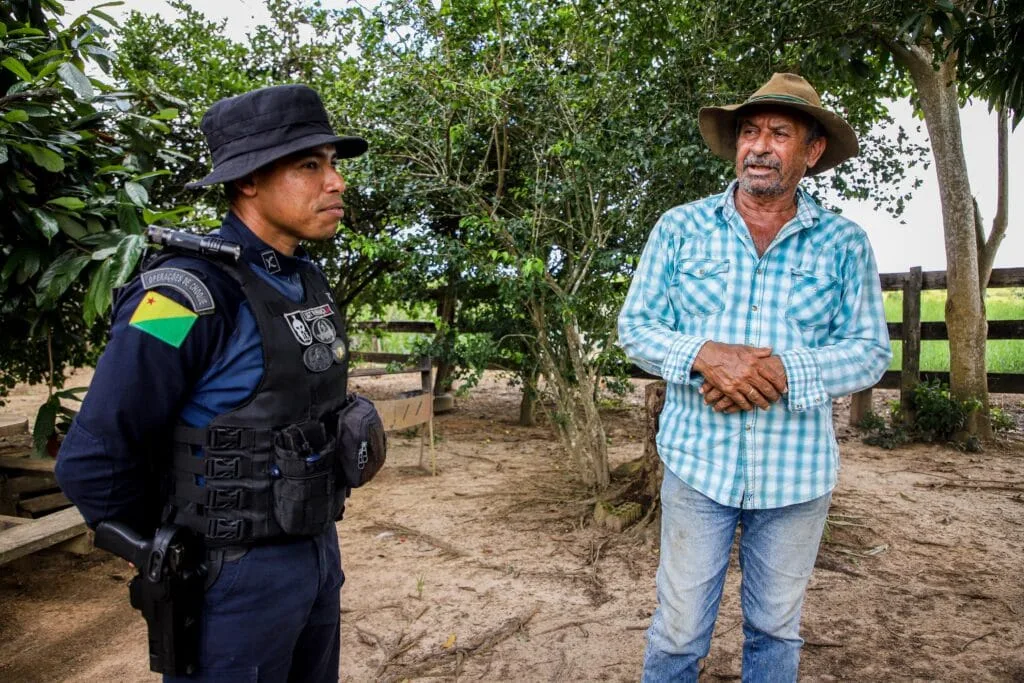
94, 522, 206, 676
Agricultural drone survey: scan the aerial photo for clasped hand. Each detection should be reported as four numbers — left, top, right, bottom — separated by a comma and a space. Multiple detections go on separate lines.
692, 341, 788, 413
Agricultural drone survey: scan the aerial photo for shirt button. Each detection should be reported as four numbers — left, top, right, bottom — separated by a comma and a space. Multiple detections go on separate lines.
745, 424, 752, 431
751, 305, 759, 311
756, 266, 764, 273
698, 268, 706, 276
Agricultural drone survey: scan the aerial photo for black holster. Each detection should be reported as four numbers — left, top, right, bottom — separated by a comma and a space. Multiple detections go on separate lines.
94, 522, 206, 676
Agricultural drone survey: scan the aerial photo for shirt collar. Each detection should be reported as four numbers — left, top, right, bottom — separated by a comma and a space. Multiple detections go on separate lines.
717, 179, 821, 232
218, 211, 309, 276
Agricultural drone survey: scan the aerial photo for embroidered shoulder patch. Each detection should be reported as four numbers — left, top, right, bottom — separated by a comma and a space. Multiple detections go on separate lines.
129, 291, 198, 348
140, 268, 215, 314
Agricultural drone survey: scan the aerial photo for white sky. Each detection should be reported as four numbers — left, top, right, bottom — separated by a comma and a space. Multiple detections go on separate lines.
67, 0, 1023, 276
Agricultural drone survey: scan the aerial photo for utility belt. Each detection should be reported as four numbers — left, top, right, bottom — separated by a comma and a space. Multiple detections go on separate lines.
168, 394, 386, 546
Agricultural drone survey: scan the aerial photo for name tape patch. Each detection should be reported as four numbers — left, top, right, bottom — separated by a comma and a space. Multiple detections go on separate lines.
140, 268, 215, 314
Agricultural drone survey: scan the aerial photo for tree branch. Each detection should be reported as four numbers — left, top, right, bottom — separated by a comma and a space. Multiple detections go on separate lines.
978, 106, 1009, 289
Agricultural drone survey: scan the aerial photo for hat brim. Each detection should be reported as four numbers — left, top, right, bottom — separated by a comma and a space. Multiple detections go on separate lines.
185, 133, 368, 189
698, 99, 858, 176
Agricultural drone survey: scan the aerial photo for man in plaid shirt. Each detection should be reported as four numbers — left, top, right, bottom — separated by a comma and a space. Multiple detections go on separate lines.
618, 73, 891, 682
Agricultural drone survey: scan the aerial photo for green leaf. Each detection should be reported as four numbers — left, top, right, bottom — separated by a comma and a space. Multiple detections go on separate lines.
4, 109, 29, 123
84, 259, 114, 326
35, 252, 91, 306
2, 248, 41, 284
131, 170, 171, 182
111, 233, 147, 287
15, 143, 65, 172
152, 108, 179, 121
47, 196, 87, 211
117, 203, 141, 233
57, 62, 96, 100
32, 396, 59, 458
124, 181, 148, 207
31, 208, 60, 241
55, 214, 88, 239
1, 57, 33, 82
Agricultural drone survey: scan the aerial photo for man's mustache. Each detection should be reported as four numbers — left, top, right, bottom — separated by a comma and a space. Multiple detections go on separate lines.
743, 154, 781, 170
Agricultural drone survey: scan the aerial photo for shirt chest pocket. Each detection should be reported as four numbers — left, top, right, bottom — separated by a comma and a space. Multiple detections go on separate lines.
671, 258, 730, 317
787, 268, 840, 328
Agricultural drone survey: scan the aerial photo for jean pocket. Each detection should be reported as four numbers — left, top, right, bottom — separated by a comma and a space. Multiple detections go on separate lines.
787, 268, 839, 328
671, 258, 730, 317
204, 552, 247, 606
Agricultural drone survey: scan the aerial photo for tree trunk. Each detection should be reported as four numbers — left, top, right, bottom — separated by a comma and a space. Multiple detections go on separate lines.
529, 302, 610, 490
641, 382, 665, 505
894, 44, 990, 436
432, 273, 458, 397
518, 367, 538, 427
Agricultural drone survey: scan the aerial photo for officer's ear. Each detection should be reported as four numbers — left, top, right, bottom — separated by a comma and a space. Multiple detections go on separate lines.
231, 174, 258, 199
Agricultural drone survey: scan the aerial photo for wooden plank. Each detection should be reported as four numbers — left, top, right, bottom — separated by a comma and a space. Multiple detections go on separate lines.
5, 474, 58, 496
0, 506, 87, 565
19, 492, 71, 517
875, 371, 1024, 394
375, 394, 432, 432
0, 514, 31, 531
0, 514, 32, 525
888, 319, 1024, 341
0, 416, 28, 437
880, 266, 1024, 291
55, 530, 94, 556
0, 456, 56, 474
350, 351, 421, 364
350, 320, 437, 334
350, 366, 433, 378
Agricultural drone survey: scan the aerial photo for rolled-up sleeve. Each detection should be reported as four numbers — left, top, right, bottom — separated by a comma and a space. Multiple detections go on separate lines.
618, 216, 708, 386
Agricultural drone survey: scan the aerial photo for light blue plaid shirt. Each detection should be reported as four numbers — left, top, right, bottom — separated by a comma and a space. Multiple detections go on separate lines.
618, 181, 891, 509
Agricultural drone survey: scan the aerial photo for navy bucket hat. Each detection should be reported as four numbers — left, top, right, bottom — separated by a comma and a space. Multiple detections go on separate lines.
186, 84, 368, 189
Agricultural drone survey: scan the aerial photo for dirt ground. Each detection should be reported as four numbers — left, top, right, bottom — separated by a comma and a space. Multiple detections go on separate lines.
1, 370, 1023, 682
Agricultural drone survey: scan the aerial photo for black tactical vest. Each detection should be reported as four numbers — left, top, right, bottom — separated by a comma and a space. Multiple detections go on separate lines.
167, 257, 350, 546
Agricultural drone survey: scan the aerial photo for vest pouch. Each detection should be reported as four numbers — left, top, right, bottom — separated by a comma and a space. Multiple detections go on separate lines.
335, 394, 387, 488
271, 423, 337, 536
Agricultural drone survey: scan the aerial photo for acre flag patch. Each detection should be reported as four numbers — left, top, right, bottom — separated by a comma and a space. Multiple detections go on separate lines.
129, 290, 198, 348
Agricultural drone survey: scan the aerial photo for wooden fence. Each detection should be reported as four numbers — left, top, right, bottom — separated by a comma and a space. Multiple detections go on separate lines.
849, 266, 1024, 425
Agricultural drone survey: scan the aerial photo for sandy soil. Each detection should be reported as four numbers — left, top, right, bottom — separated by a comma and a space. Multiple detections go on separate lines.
1, 371, 1022, 682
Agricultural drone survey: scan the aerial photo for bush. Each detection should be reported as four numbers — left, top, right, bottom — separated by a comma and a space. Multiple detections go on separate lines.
990, 406, 1017, 433
911, 379, 975, 442
860, 380, 997, 450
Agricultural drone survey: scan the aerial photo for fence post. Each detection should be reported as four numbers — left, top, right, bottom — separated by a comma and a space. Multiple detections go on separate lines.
900, 266, 923, 425
849, 389, 873, 427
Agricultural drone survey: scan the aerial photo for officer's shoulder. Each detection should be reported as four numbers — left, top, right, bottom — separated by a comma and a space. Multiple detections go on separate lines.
117, 253, 246, 318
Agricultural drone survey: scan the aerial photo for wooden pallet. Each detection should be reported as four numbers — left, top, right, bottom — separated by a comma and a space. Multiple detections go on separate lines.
0, 453, 91, 564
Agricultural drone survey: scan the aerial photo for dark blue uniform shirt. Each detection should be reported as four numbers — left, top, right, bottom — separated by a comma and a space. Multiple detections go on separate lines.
56, 213, 318, 528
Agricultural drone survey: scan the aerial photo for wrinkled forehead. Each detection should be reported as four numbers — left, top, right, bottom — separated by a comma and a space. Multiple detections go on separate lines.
735, 104, 815, 132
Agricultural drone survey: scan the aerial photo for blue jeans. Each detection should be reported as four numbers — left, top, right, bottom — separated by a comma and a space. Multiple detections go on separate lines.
165, 526, 344, 683
643, 470, 830, 683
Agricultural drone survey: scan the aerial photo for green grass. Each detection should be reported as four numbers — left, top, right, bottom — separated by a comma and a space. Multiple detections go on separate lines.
883, 288, 1024, 373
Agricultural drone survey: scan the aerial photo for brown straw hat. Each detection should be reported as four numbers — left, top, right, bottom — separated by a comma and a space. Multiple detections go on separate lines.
698, 72, 859, 176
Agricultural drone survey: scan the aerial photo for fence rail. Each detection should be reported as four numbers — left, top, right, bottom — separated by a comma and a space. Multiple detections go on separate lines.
850, 266, 1023, 425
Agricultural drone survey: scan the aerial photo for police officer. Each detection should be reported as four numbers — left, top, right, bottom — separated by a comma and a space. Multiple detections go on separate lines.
55, 84, 368, 682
